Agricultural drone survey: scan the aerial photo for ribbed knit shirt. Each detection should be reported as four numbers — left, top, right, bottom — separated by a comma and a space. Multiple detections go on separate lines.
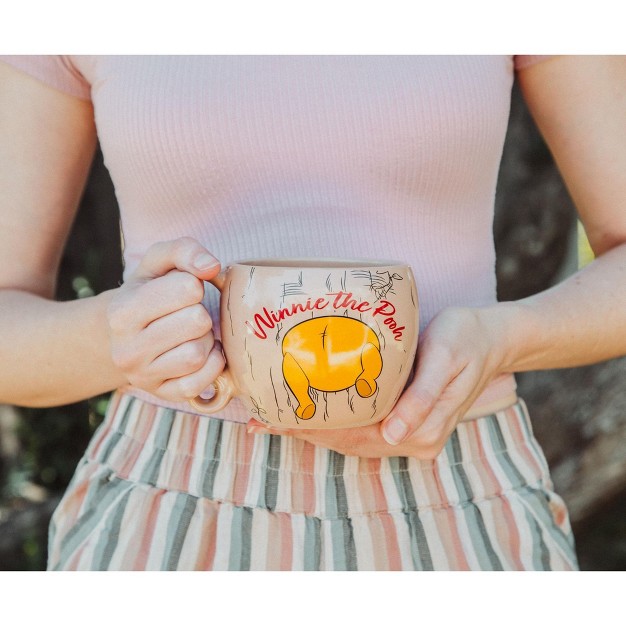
1, 55, 550, 423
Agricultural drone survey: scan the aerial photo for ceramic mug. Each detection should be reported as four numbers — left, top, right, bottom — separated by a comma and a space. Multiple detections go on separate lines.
190, 258, 419, 429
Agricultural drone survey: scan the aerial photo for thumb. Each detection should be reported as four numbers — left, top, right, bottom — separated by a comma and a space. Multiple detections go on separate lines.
379, 346, 458, 445
131, 237, 221, 283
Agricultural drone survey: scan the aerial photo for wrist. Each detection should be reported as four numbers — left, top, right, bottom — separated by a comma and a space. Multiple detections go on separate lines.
477, 301, 544, 374
89, 288, 132, 389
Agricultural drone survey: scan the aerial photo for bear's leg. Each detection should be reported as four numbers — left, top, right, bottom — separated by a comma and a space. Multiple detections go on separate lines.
355, 342, 383, 398
282, 351, 316, 419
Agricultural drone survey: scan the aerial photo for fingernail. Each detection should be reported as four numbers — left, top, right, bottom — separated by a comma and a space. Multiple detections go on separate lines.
382, 417, 408, 445
198, 387, 216, 400
247, 425, 268, 436
193, 253, 219, 271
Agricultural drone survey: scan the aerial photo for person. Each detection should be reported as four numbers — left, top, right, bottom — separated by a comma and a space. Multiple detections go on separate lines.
0, 55, 624, 571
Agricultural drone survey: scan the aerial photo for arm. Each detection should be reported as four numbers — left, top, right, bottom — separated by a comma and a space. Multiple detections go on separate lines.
0, 60, 118, 406
247, 56, 626, 456
0, 62, 224, 407
500, 55, 626, 371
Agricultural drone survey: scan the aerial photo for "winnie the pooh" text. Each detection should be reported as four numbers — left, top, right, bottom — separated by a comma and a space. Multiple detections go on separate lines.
244, 291, 405, 341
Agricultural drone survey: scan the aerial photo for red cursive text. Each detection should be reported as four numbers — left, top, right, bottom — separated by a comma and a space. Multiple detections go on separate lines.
245, 290, 404, 341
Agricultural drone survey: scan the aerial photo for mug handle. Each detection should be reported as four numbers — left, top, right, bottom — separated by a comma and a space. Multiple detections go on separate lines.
189, 270, 236, 415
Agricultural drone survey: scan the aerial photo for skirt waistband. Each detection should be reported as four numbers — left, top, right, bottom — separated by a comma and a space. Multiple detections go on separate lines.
84, 391, 553, 518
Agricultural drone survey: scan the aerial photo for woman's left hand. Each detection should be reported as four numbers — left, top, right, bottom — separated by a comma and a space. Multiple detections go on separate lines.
246, 304, 519, 459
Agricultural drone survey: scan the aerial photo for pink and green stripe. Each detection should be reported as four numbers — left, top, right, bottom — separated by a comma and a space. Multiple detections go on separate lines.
47, 391, 578, 570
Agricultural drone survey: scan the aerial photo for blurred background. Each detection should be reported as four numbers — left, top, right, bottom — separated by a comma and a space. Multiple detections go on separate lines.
0, 80, 624, 570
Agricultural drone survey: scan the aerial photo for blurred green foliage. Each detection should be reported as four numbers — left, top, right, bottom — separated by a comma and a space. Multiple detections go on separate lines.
1, 397, 108, 571
17, 397, 108, 494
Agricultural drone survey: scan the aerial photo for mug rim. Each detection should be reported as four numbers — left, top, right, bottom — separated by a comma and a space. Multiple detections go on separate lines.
232, 256, 408, 269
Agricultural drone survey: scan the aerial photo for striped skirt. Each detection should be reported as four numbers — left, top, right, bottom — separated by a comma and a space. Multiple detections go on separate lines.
47, 391, 578, 570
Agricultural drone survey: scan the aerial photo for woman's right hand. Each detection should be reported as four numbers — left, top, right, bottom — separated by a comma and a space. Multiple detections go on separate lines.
106, 237, 226, 403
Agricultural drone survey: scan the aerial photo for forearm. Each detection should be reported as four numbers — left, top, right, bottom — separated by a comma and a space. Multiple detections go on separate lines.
0, 288, 127, 407
494, 241, 626, 373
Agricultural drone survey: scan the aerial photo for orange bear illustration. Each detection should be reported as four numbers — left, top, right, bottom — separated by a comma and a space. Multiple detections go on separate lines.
281, 316, 383, 419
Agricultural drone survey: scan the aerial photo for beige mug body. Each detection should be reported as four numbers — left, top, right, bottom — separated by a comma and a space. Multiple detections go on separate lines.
190, 258, 419, 429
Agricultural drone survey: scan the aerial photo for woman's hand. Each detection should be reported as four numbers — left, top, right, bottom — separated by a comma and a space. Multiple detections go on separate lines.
107, 237, 226, 403
247, 305, 516, 459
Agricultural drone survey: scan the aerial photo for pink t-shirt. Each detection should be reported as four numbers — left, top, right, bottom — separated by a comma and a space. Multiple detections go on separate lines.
1, 55, 553, 422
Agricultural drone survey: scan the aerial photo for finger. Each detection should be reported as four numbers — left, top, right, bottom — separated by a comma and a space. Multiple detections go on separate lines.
156, 340, 226, 401
247, 421, 362, 439
131, 237, 221, 283
404, 368, 490, 454
422, 364, 495, 428
147, 332, 215, 381
246, 421, 380, 455
114, 271, 207, 331
141, 303, 213, 357
380, 345, 462, 445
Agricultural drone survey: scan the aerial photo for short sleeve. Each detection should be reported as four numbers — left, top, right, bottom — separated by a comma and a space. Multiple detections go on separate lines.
513, 55, 557, 71
0, 55, 91, 100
